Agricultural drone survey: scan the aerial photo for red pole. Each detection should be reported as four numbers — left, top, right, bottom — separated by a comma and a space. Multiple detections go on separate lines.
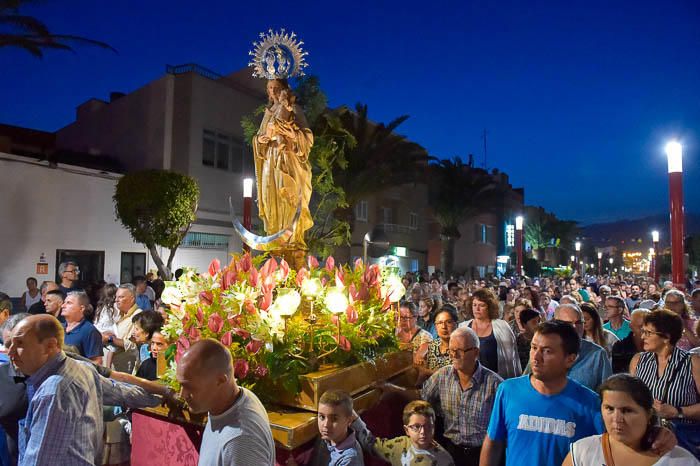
668, 171, 685, 289
515, 229, 523, 276
597, 258, 601, 276
653, 241, 659, 284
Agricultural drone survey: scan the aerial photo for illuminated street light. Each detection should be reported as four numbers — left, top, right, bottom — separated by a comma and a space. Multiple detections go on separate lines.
242, 177, 254, 251
515, 215, 524, 276
651, 230, 659, 284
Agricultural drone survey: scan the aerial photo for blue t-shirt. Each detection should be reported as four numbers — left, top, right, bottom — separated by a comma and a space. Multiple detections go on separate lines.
486, 375, 603, 466
63, 319, 103, 359
603, 319, 631, 340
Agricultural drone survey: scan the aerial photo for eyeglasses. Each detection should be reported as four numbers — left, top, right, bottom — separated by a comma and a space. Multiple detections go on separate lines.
64, 268, 80, 274
641, 329, 666, 338
435, 320, 455, 327
448, 347, 476, 358
399, 316, 415, 321
405, 423, 433, 433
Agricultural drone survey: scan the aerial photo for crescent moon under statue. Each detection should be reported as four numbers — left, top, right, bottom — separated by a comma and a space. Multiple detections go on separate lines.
229, 196, 302, 252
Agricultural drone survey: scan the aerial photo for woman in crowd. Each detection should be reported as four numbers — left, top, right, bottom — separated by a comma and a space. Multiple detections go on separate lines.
94, 283, 119, 334
630, 309, 700, 455
396, 302, 432, 365
515, 308, 540, 369
563, 374, 698, 465
19, 277, 41, 312
581, 302, 619, 355
460, 288, 521, 379
662, 290, 700, 351
417, 296, 440, 338
521, 286, 542, 314
424, 306, 458, 372
508, 298, 532, 338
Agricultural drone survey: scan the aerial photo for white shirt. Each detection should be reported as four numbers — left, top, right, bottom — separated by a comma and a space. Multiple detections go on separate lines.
570, 434, 699, 466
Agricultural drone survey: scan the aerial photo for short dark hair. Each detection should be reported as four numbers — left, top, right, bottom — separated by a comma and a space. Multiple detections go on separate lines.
402, 400, 435, 425
46, 289, 66, 301
598, 373, 653, 411
435, 306, 458, 325
537, 320, 581, 355
644, 309, 684, 345
133, 275, 147, 285
318, 389, 353, 417
519, 308, 541, 327
132, 311, 164, 339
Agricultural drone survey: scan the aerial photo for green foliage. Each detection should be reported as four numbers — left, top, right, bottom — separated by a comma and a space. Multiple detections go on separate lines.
0, 0, 117, 58
113, 170, 199, 278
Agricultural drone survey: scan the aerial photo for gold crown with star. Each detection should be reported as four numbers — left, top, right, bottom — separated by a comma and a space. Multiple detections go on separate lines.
248, 28, 309, 80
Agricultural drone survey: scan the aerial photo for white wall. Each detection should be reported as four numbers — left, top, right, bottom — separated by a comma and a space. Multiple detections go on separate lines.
0, 154, 148, 296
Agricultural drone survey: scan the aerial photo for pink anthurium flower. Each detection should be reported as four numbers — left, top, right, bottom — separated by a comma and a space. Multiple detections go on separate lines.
307, 255, 319, 269
334, 335, 352, 351
199, 291, 213, 306
208, 258, 221, 277
260, 257, 278, 280
248, 266, 259, 288
207, 314, 224, 334
240, 253, 252, 272
220, 331, 232, 346
335, 268, 345, 289
258, 287, 272, 311
221, 269, 237, 291
244, 300, 257, 315
346, 305, 358, 323
296, 267, 309, 287
187, 326, 201, 341
233, 328, 251, 340
246, 338, 264, 354
195, 307, 204, 325
354, 257, 364, 271
325, 256, 335, 272
279, 259, 290, 281
234, 359, 249, 379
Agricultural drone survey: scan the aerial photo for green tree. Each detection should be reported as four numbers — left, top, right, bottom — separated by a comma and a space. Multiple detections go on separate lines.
524, 205, 579, 265
1, 0, 116, 57
429, 157, 501, 275
114, 170, 199, 280
333, 103, 428, 225
242, 76, 355, 257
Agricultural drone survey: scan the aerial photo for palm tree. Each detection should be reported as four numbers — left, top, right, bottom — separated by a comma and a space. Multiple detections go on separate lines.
429, 157, 502, 275
333, 103, 428, 223
1, 0, 116, 57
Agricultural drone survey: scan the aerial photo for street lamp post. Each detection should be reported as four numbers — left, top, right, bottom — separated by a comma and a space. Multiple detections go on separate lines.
608, 257, 614, 274
575, 241, 581, 276
515, 216, 524, 277
651, 230, 659, 284
597, 251, 602, 275
243, 178, 253, 252
665, 142, 685, 290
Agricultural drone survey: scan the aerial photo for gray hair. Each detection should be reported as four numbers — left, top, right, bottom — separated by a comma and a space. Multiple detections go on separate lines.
664, 289, 686, 303
559, 295, 581, 305
451, 326, 480, 349
0, 312, 30, 342
118, 283, 136, 298
66, 291, 94, 319
554, 303, 583, 320
631, 308, 651, 318
58, 261, 77, 276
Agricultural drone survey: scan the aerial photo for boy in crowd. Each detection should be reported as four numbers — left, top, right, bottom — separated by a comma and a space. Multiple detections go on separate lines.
352, 400, 454, 466
313, 389, 364, 466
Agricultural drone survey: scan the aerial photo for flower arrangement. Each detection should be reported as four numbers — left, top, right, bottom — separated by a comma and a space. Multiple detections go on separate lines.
160, 253, 404, 401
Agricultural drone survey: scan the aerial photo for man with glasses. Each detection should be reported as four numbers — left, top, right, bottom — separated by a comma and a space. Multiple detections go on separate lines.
377, 327, 502, 465
523, 304, 611, 391
57, 261, 81, 294
602, 296, 631, 339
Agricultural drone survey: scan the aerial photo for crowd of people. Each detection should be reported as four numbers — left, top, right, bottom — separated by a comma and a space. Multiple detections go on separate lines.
0, 262, 699, 465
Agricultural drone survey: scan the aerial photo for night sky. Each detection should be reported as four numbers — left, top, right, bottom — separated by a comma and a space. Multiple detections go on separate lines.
2, 0, 699, 224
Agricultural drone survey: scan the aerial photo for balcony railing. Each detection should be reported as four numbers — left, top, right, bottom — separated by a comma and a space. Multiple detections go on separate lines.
376, 223, 417, 234
166, 63, 223, 81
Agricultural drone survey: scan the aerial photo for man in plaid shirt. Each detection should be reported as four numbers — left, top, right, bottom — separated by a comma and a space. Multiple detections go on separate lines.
8, 314, 164, 465
378, 326, 503, 466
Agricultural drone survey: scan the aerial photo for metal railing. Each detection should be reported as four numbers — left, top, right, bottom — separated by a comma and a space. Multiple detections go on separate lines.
166, 63, 223, 80
376, 223, 417, 234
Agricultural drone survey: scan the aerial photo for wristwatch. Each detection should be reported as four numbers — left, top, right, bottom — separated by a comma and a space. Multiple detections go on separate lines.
108, 335, 114, 345
676, 406, 685, 419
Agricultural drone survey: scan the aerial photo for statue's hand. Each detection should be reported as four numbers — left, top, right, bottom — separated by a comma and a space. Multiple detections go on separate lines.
258, 134, 271, 144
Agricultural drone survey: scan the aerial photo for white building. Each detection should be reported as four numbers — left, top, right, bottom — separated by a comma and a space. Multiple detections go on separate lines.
0, 153, 233, 297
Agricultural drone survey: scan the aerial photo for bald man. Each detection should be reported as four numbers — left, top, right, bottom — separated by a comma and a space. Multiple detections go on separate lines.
177, 339, 275, 466
7, 314, 163, 465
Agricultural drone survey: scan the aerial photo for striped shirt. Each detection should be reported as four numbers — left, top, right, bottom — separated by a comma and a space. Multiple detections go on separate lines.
421, 363, 502, 448
19, 352, 162, 465
635, 346, 699, 407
